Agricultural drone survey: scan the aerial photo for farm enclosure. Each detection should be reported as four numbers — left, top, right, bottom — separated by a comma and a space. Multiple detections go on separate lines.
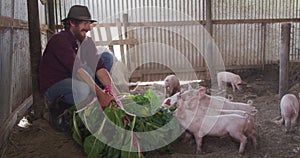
1, 0, 300, 157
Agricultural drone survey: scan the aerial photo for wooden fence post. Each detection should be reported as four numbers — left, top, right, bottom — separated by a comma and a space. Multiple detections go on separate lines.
205, 0, 216, 87
279, 23, 291, 114
28, 0, 44, 119
261, 23, 267, 70
47, 0, 55, 36
123, 14, 131, 72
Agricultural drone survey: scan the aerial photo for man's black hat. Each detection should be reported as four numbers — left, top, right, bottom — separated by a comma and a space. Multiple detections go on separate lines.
61, 5, 96, 23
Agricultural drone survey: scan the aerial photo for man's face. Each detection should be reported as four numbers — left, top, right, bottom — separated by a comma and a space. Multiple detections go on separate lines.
71, 21, 92, 42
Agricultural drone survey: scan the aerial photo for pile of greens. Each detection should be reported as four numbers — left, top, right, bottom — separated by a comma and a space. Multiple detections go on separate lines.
69, 89, 181, 158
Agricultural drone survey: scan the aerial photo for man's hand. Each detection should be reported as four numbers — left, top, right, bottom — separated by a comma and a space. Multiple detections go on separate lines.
95, 86, 115, 108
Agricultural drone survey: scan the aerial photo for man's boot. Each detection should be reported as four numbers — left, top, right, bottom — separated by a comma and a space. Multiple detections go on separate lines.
48, 96, 73, 132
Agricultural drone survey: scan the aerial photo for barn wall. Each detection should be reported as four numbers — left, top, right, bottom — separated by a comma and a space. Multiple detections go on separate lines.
51, 0, 299, 82
0, 0, 32, 124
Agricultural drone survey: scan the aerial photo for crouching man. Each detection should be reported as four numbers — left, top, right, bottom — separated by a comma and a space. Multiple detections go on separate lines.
39, 5, 119, 132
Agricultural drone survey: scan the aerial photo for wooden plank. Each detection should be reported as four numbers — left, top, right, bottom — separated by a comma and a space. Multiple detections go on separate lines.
96, 26, 103, 42
123, 14, 132, 72
0, 95, 33, 148
0, 16, 28, 29
90, 27, 95, 40
130, 64, 264, 79
104, 24, 114, 53
94, 38, 138, 46
116, 18, 125, 63
0, 28, 13, 124
104, 25, 112, 41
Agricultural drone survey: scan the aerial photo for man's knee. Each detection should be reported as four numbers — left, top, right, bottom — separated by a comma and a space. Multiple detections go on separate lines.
100, 51, 114, 72
72, 82, 90, 104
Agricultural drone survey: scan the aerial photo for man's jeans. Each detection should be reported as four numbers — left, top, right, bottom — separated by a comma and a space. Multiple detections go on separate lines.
44, 51, 114, 105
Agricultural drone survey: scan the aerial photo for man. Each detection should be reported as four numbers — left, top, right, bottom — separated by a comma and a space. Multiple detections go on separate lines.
39, 5, 118, 131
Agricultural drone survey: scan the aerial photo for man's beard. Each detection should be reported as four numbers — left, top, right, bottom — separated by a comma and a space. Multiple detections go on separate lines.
74, 28, 87, 42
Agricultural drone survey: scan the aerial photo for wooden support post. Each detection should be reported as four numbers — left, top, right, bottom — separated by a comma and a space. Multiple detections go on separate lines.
47, 0, 55, 36
205, 0, 213, 35
28, 0, 44, 119
261, 23, 267, 70
279, 23, 291, 114
205, 0, 216, 88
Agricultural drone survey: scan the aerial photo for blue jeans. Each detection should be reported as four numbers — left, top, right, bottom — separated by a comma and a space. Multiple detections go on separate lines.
44, 51, 114, 105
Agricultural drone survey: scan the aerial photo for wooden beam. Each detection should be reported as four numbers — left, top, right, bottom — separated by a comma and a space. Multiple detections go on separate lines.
279, 23, 291, 114
94, 39, 138, 46
27, 0, 44, 119
131, 64, 264, 77
0, 95, 33, 148
132, 67, 207, 75
104, 24, 114, 53
47, 0, 55, 36
116, 18, 126, 63
0, 16, 28, 29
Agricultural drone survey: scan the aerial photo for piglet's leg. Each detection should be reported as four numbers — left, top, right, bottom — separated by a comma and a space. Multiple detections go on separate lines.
291, 115, 298, 130
230, 132, 247, 154
285, 117, 291, 133
181, 131, 193, 144
231, 82, 236, 92
195, 134, 203, 154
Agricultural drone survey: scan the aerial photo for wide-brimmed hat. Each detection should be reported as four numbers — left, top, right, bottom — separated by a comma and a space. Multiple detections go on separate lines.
61, 5, 96, 23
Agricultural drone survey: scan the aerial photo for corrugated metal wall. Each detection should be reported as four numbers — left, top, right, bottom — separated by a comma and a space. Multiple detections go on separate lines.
52, 0, 300, 82
0, 0, 31, 124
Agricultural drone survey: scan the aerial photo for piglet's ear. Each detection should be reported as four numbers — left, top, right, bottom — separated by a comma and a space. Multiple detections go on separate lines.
198, 87, 206, 96
165, 99, 171, 106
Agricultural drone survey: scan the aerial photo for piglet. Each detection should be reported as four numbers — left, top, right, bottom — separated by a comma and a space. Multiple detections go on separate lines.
173, 94, 253, 154
189, 86, 256, 114
280, 93, 300, 133
217, 71, 242, 92
164, 75, 180, 97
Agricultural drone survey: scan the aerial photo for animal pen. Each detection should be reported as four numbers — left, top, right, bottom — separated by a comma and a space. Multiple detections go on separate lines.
0, 0, 300, 149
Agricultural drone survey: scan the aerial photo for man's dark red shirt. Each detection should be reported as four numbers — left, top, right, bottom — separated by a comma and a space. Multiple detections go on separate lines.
39, 30, 105, 93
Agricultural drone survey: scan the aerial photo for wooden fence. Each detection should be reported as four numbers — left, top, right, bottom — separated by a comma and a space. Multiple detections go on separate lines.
87, 20, 299, 83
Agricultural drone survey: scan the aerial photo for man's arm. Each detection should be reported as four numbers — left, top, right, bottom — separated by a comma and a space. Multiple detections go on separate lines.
96, 68, 120, 95
77, 68, 114, 108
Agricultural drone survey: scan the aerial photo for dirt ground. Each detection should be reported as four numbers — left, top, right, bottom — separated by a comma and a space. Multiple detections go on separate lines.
2, 69, 300, 158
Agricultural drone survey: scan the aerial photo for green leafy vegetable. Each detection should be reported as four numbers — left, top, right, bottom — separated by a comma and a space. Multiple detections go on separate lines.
70, 89, 179, 158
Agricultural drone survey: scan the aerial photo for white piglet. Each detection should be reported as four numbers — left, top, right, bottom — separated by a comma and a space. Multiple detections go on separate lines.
280, 93, 300, 133
164, 75, 180, 97
172, 94, 254, 154
217, 71, 242, 92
